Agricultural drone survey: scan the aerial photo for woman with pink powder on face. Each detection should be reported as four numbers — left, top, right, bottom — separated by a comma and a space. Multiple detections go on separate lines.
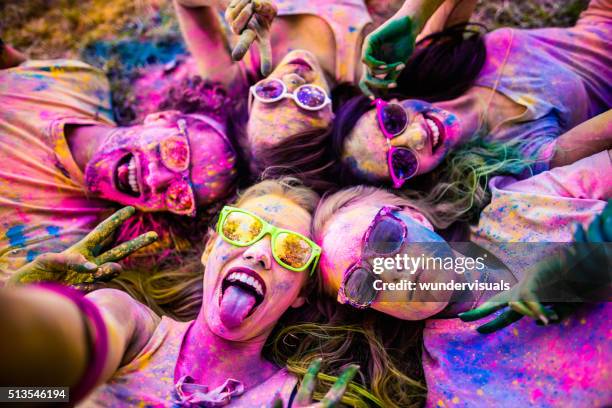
0, 43, 238, 284
312, 149, 612, 407
0, 179, 362, 407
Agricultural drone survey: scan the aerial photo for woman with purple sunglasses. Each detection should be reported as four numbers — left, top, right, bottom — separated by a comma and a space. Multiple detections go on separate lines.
311, 150, 612, 407
331, 0, 611, 226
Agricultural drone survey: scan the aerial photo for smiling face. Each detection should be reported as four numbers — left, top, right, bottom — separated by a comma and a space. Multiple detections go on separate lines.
246, 50, 334, 160
201, 194, 311, 341
84, 111, 237, 215
317, 194, 453, 320
342, 99, 464, 185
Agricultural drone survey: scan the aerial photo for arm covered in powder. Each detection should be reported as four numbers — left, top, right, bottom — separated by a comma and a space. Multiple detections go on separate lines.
550, 109, 612, 169
173, 0, 242, 89
0, 286, 158, 399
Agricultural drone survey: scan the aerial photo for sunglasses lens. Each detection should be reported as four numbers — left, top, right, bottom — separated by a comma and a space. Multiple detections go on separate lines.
254, 80, 284, 101
390, 148, 418, 181
274, 232, 313, 270
160, 136, 190, 172
381, 104, 408, 136
222, 211, 263, 244
296, 86, 327, 108
344, 267, 377, 307
166, 181, 196, 216
367, 216, 405, 255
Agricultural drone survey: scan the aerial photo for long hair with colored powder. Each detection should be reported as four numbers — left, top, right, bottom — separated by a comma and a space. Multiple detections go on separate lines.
331, 24, 537, 226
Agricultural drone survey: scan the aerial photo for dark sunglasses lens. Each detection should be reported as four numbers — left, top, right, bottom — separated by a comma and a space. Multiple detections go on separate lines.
390, 148, 418, 181
296, 86, 326, 108
344, 267, 377, 306
254, 80, 284, 100
367, 217, 405, 255
381, 104, 408, 136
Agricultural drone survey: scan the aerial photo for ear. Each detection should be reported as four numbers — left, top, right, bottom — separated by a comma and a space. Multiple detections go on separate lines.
290, 295, 306, 308
143, 110, 182, 125
201, 232, 218, 266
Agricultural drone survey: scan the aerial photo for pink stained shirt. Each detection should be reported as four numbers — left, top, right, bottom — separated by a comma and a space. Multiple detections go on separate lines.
82, 316, 298, 407
0, 59, 116, 281
474, 0, 611, 174
423, 151, 612, 407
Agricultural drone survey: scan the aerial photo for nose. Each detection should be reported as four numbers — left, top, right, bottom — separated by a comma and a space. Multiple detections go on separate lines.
389, 123, 428, 151
145, 162, 177, 193
242, 236, 272, 270
282, 73, 306, 92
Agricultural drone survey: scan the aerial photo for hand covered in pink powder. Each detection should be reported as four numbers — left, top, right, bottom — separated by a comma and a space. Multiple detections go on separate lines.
8, 207, 158, 291
225, 0, 277, 75
270, 359, 360, 407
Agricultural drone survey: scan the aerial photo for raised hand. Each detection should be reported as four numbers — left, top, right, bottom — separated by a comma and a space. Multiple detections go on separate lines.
8, 207, 158, 291
270, 359, 359, 408
225, 0, 277, 76
459, 200, 612, 334
359, 16, 416, 98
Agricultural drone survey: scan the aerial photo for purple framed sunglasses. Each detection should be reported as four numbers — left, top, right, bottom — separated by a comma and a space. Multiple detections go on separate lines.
338, 206, 408, 309
372, 99, 419, 188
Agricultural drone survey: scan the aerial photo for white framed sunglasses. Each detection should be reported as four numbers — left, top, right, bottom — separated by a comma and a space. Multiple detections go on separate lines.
249, 78, 332, 111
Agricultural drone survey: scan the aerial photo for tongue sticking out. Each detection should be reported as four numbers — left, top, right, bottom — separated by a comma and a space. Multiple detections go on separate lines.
219, 285, 257, 328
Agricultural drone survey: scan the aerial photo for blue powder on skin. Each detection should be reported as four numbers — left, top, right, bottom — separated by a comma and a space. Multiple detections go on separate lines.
6, 225, 27, 248
46, 225, 61, 238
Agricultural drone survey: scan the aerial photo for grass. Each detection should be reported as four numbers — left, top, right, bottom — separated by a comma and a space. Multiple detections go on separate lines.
1, 0, 590, 59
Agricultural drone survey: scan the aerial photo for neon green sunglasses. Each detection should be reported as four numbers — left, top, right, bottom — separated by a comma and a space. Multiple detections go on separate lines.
216, 206, 321, 274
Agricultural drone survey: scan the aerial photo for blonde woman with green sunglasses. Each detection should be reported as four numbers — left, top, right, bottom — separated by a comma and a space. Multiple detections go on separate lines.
1, 178, 366, 407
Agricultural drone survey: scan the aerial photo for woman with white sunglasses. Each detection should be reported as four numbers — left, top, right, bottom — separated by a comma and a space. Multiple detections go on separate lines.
172, 0, 469, 188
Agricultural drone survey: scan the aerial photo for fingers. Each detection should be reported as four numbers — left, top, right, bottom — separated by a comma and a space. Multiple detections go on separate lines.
320, 364, 359, 408
362, 52, 387, 71
458, 297, 509, 322
93, 262, 122, 282
587, 214, 605, 243
295, 358, 322, 406
94, 231, 158, 265
359, 75, 376, 99
361, 73, 397, 91
251, 19, 273, 75
574, 223, 588, 242
368, 62, 405, 76
76, 207, 136, 252
37, 252, 98, 274
476, 309, 524, 334
232, 29, 257, 61
230, 2, 255, 34
225, 0, 251, 28
73, 282, 106, 293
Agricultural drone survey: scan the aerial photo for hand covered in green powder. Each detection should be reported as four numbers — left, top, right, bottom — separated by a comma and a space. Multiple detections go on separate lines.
225, 0, 277, 76
459, 200, 612, 334
8, 206, 158, 291
270, 359, 359, 408
359, 16, 416, 98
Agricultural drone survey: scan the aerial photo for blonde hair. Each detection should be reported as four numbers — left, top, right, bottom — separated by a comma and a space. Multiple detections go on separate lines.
270, 185, 428, 407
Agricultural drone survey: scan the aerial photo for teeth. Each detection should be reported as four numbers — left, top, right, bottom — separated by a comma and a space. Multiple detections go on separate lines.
426, 119, 440, 147
226, 272, 264, 296
128, 157, 139, 194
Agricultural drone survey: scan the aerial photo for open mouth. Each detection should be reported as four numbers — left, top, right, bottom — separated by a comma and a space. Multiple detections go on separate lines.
114, 153, 141, 197
423, 113, 444, 151
288, 58, 312, 70
219, 267, 267, 326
